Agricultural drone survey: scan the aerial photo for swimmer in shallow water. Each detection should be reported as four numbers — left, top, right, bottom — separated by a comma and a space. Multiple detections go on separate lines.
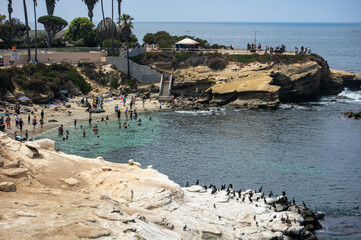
93, 126, 98, 133
123, 123, 127, 128
137, 119, 142, 126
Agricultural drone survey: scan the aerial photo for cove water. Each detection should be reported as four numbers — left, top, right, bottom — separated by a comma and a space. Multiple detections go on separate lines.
38, 90, 361, 239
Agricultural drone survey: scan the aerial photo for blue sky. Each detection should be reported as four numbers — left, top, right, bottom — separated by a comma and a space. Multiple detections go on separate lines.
1, 0, 361, 23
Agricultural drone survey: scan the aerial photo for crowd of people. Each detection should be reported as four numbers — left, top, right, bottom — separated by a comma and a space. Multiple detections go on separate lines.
247, 43, 287, 54
294, 46, 312, 55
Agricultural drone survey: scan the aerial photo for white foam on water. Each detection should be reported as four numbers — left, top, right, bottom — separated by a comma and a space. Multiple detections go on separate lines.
338, 89, 361, 102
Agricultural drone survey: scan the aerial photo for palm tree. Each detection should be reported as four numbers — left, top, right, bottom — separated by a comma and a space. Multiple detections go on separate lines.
45, 0, 59, 16
33, 0, 38, 62
100, 0, 109, 53
82, 0, 99, 22
8, 0, 13, 47
111, 0, 114, 55
96, 18, 117, 53
120, 14, 134, 79
8, 0, 13, 21
116, 0, 122, 51
23, 0, 31, 62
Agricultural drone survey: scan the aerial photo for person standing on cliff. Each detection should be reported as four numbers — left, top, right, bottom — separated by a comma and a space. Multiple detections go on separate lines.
195, 88, 199, 98
19, 118, 23, 132
32, 116, 37, 129
41, 109, 44, 120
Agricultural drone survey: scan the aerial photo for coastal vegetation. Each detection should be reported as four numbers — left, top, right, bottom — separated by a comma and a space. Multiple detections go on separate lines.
0, 63, 91, 95
38, 15, 68, 48
65, 17, 97, 47
143, 31, 226, 49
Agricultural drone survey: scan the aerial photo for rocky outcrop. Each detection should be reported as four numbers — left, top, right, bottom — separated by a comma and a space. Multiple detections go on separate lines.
0, 132, 322, 240
171, 57, 360, 109
344, 111, 361, 119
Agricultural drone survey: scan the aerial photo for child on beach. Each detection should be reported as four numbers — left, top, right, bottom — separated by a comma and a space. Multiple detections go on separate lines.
32, 116, 37, 129
83, 129, 86, 137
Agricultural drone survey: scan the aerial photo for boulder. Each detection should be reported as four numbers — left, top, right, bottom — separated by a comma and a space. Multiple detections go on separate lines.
33, 139, 56, 151
60, 178, 80, 187
0, 182, 17, 192
0, 168, 29, 177
4, 160, 21, 169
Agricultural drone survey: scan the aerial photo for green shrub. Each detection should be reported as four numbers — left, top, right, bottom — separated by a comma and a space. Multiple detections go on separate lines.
208, 57, 227, 71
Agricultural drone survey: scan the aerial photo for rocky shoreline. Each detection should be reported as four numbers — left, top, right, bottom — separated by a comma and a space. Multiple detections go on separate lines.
0, 131, 324, 239
160, 56, 361, 110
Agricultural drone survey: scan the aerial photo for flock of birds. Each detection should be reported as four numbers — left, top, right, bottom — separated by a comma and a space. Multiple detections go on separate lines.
182, 179, 308, 231
185, 179, 306, 207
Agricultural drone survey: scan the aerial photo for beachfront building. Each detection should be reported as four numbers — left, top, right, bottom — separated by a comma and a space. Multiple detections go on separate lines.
175, 38, 199, 51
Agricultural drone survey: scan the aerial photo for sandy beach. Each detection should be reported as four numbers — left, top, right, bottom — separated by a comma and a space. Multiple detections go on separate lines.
1, 95, 167, 140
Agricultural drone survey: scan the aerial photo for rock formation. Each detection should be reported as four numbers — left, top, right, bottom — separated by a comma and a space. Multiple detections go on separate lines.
170, 56, 360, 109
0, 132, 322, 239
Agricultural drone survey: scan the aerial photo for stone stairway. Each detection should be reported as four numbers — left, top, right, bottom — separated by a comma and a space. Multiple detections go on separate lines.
158, 75, 173, 102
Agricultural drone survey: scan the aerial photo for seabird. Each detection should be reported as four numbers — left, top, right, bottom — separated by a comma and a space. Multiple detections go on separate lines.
186, 182, 189, 187
196, 179, 199, 185
203, 185, 207, 190
258, 186, 263, 193
282, 191, 286, 196
242, 196, 245, 202
269, 191, 273, 198
183, 225, 187, 231
302, 201, 307, 208
292, 197, 295, 205
248, 196, 253, 203
264, 198, 267, 204
213, 203, 216, 208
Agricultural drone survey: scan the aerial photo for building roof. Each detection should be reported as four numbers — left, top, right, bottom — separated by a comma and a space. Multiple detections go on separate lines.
175, 38, 199, 45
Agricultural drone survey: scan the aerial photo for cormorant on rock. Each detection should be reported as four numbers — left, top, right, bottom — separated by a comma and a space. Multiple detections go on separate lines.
186, 182, 189, 187
292, 197, 296, 205
253, 215, 256, 221
256, 221, 258, 227
249, 191, 254, 198
297, 208, 301, 214
303, 201, 307, 208
282, 191, 286, 196
269, 191, 273, 198
183, 225, 187, 231
203, 185, 207, 190
209, 184, 213, 188
211, 187, 217, 195
256, 197, 260, 202
218, 216, 221, 219
248, 196, 253, 203
242, 196, 245, 202
229, 184, 233, 189
196, 179, 199, 185
264, 198, 267, 204
259, 186, 263, 193
213, 203, 216, 208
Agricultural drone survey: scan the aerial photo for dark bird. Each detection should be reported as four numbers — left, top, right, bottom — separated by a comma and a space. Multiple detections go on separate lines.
269, 219, 273, 222
269, 191, 273, 198
258, 186, 263, 193
242, 196, 245, 202
183, 225, 187, 231
264, 198, 267, 204
249, 191, 254, 198
297, 208, 301, 214
292, 197, 296, 205
218, 216, 221, 219
213, 203, 216, 208
253, 215, 256, 221
273, 215, 277, 219
229, 184, 233, 189
248, 196, 253, 203
256, 221, 259, 227
203, 185, 207, 191
209, 184, 213, 188
196, 179, 199, 185
303, 201, 307, 208
282, 191, 286, 196
186, 182, 189, 187
256, 197, 260, 202
211, 188, 217, 195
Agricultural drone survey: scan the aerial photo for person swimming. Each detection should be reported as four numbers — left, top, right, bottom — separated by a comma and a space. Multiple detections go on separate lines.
123, 123, 127, 128
93, 126, 98, 133
137, 119, 142, 126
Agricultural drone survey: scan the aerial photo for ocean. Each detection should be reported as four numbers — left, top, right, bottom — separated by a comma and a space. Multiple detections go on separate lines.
29, 22, 361, 73
36, 22, 361, 239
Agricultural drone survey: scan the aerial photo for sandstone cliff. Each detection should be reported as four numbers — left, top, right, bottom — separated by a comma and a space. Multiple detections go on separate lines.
171, 56, 360, 109
0, 132, 321, 240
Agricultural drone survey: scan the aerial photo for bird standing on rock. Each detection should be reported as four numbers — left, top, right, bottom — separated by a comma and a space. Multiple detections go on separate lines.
259, 186, 263, 193
269, 191, 273, 198
183, 225, 187, 231
196, 179, 199, 185
185, 182, 189, 187
282, 191, 286, 196
303, 201, 307, 208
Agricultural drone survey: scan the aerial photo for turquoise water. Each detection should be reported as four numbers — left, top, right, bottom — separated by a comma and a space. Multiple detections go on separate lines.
37, 91, 361, 239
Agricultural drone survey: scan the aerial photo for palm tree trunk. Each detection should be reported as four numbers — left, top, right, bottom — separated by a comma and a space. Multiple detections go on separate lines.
111, 0, 114, 55
23, 0, 31, 62
101, 0, 109, 54
126, 38, 130, 79
116, 0, 121, 53
33, 0, 38, 62
8, 0, 13, 47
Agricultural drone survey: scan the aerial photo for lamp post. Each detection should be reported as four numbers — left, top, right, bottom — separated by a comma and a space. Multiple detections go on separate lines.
254, 30, 258, 47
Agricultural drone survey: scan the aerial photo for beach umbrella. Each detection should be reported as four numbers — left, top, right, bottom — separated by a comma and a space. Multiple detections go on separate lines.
57, 90, 68, 94
19, 97, 29, 100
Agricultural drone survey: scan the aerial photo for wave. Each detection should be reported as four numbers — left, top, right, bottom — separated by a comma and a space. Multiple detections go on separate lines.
338, 89, 361, 102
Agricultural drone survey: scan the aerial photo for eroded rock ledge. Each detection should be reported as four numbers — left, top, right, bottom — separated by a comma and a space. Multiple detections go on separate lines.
167, 57, 361, 110
0, 132, 322, 239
